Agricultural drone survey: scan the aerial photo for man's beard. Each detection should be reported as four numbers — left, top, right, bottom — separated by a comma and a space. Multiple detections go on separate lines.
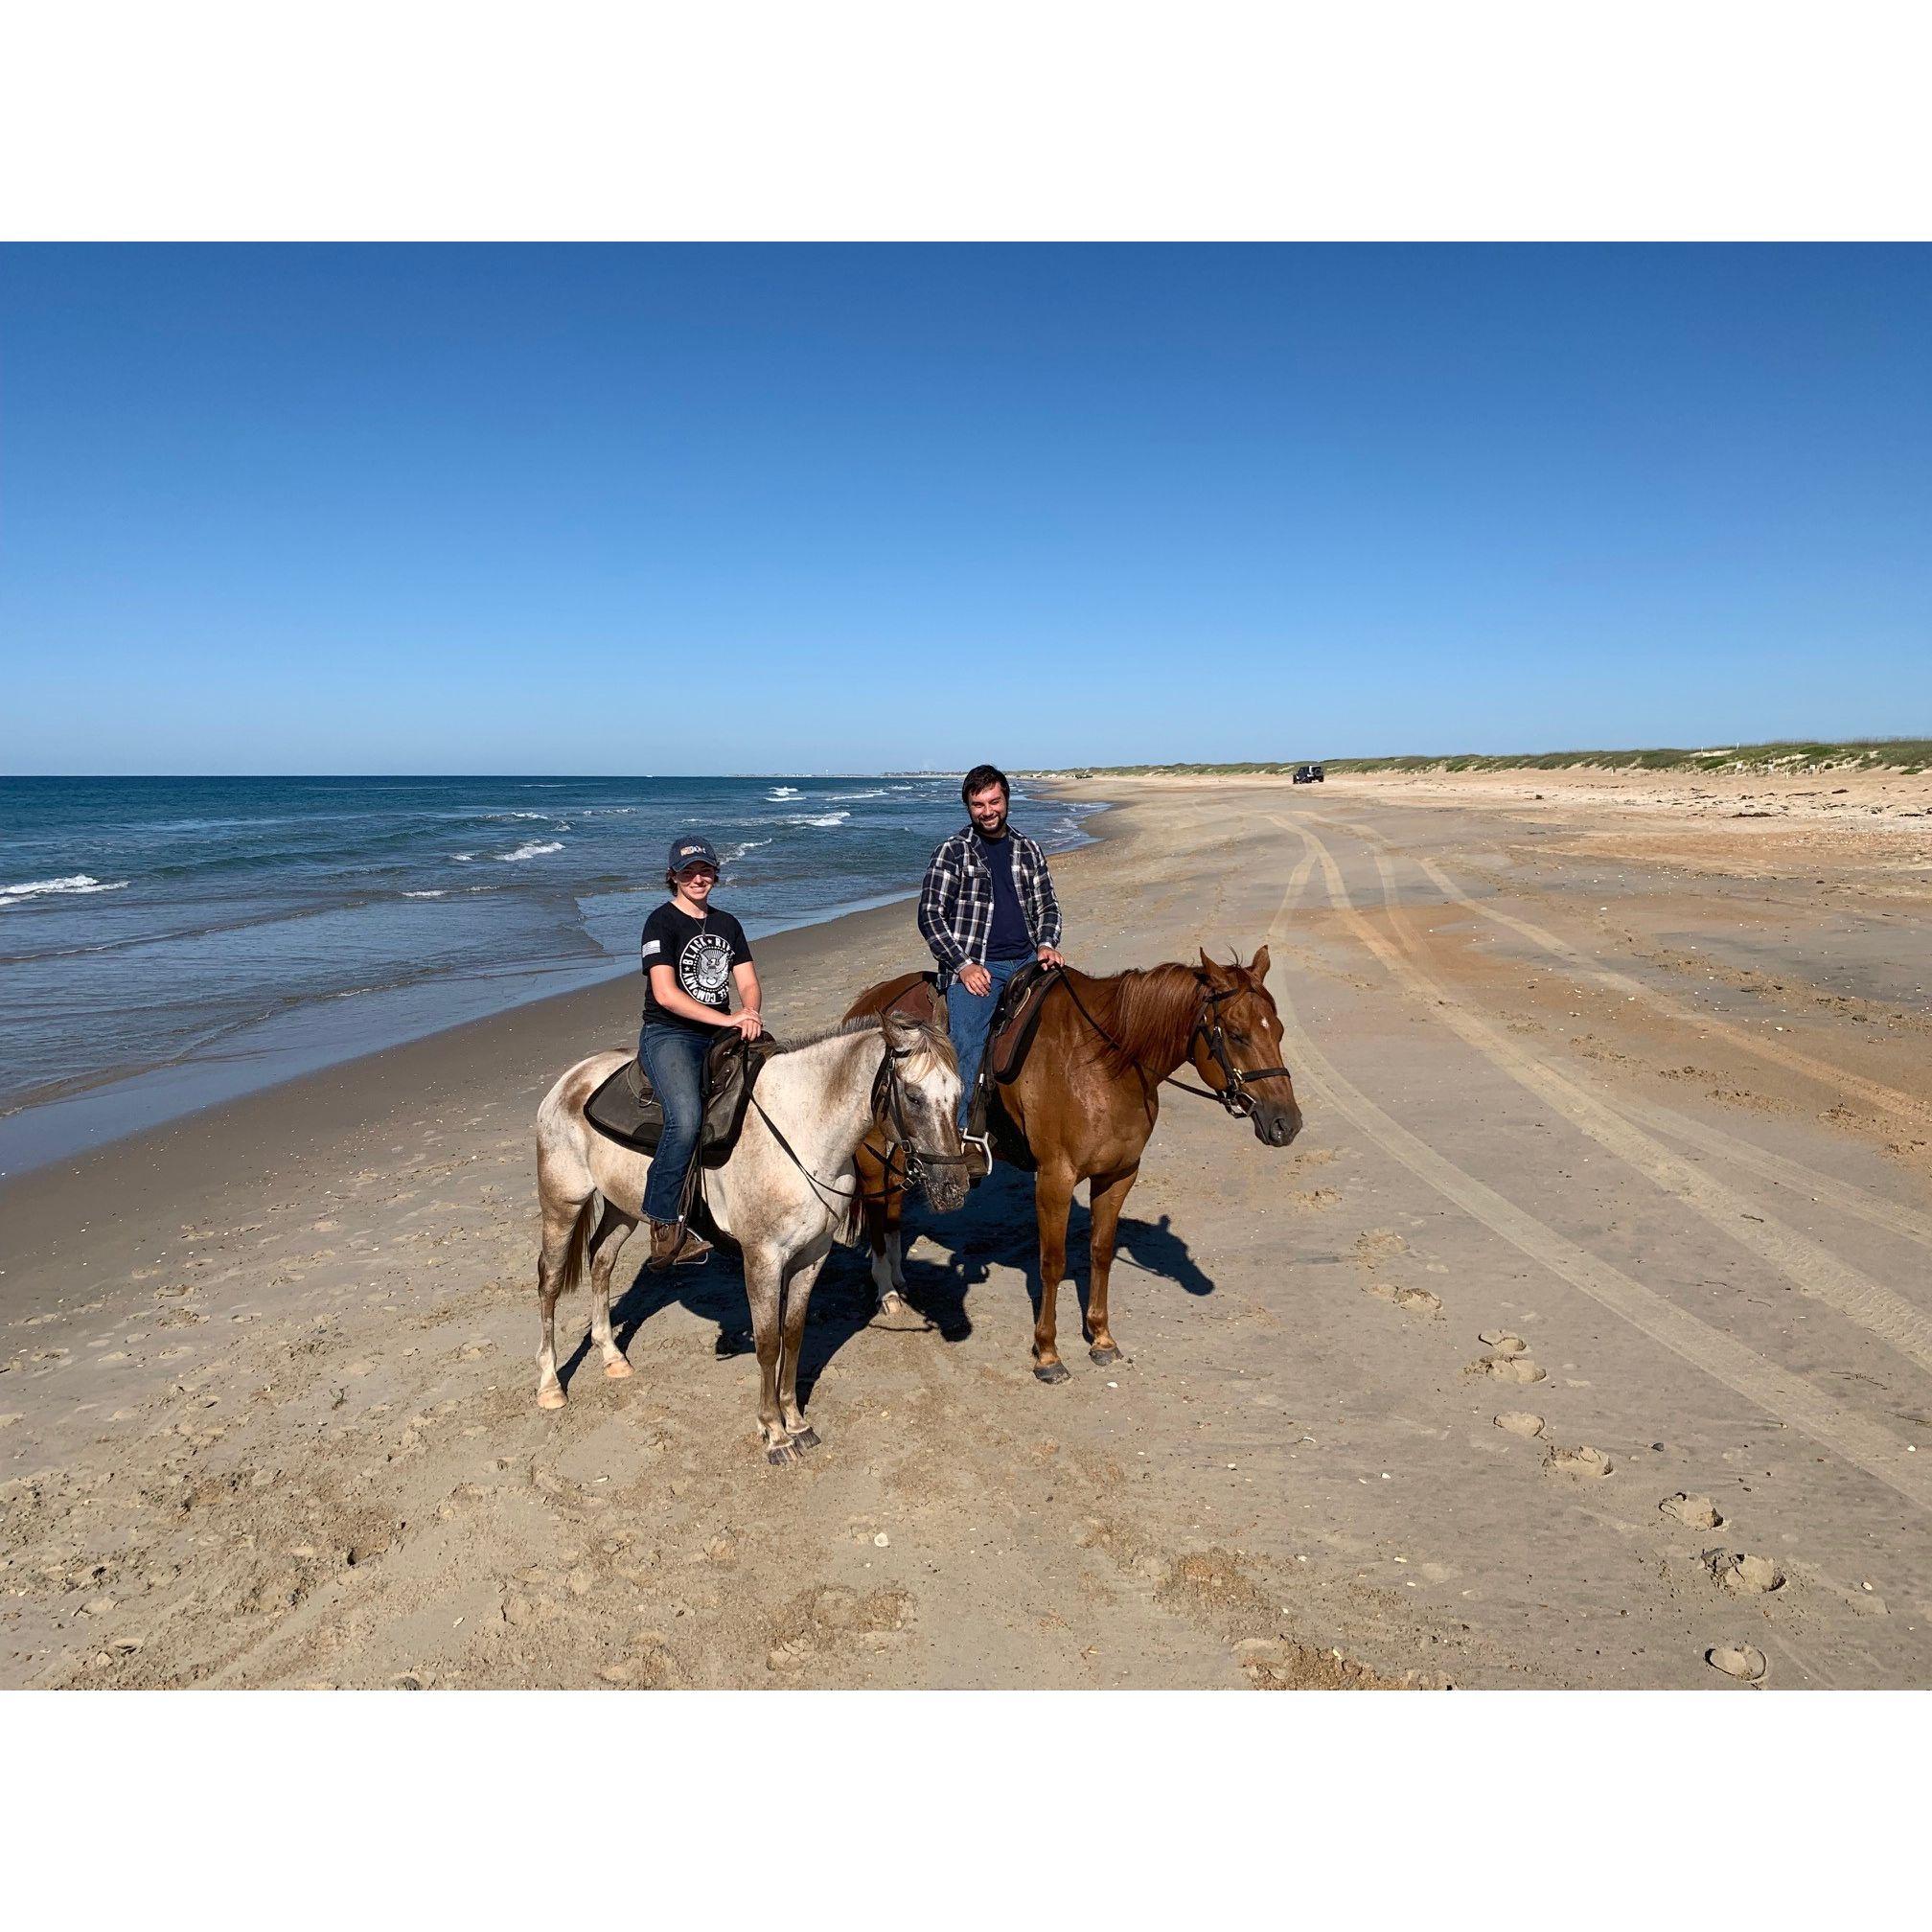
976, 811, 1007, 839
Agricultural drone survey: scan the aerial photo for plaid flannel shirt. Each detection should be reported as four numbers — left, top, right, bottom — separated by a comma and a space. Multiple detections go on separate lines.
917, 822, 1063, 985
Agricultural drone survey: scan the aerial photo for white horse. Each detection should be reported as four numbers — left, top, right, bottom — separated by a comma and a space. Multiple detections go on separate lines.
532, 1011, 965, 1463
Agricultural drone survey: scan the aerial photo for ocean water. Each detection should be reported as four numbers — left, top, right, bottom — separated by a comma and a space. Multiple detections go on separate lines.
0, 774, 1101, 1173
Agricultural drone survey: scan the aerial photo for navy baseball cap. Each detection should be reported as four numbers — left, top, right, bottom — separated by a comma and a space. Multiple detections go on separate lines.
667, 835, 722, 874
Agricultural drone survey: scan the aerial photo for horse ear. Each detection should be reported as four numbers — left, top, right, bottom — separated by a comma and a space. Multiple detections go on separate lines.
1197, 948, 1227, 983
1249, 943, 1271, 982
883, 1009, 919, 1046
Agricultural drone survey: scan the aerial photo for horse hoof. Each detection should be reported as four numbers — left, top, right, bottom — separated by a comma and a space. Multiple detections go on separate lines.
1089, 1344, 1120, 1367
537, 1386, 566, 1411
1033, 1360, 1070, 1385
878, 1292, 908, 1318
790, 1427, 820, 1451
766, 1441, 801, 1467
604, 1357, 633, 1381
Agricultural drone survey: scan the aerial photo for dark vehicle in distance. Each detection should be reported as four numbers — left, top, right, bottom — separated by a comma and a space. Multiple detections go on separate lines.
1292, 764, 1324, 784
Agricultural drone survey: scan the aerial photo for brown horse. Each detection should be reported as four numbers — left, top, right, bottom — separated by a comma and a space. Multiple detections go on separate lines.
844, 948, 1302, 1381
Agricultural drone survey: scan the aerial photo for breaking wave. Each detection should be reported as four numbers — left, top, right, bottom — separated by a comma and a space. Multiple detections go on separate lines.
0, 874, 131, 909
496, 840, 564, 862
781, 813, 850, 828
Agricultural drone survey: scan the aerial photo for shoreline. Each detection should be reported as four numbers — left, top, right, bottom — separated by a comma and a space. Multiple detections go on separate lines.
0, 790, 1118, 1294
0, 797, 1108, 1184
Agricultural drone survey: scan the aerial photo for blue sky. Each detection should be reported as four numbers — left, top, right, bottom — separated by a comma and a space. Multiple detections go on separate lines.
3, 244, 1927, 773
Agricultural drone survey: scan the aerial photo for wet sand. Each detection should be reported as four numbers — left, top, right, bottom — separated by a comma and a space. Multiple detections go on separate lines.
4, 771, 1930, 1689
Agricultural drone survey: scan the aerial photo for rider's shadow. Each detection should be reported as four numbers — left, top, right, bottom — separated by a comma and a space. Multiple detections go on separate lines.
898, 1168, 1217, 1339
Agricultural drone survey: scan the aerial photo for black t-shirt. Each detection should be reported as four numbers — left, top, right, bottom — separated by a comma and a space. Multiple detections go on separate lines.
977, 828, 1034, 961
640, 902, 753, 1034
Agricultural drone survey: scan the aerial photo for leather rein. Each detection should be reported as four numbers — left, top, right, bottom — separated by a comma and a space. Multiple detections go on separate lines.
1054, 968, 1293, 1118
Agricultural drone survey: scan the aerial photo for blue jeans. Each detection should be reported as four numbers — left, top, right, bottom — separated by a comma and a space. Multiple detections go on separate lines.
637, 1024, 709, 1223
946, 954, 1024, 1129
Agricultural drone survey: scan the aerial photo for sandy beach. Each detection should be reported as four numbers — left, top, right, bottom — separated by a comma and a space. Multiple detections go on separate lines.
5, 768, 1931, 1690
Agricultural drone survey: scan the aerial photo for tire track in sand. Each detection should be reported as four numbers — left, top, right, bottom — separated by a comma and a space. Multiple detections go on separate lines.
1359, 842, 1932, 1380
1263, 820, 1932, 1515
1323, 811, 1932, 1131
1318, 816, 1932, 1254
1294, 816, 1932, 1381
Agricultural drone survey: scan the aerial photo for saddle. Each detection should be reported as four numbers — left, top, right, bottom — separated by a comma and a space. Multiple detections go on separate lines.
987, 959, 1062, 1086
584, 1031, 783, 1165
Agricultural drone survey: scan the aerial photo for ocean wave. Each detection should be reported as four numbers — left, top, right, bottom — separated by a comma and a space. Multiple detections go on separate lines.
828, 789, 887, 800
0, 874, 131, 908
402, 889, 447, 899
496, 840, 564, 862
767, 786, 803, 799
781, 812, 850, 828
451, 852, 475, 862
724, 838, 773, 862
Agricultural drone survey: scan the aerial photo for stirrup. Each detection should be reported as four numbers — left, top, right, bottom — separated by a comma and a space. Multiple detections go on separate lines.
960, 1132, 993, 1182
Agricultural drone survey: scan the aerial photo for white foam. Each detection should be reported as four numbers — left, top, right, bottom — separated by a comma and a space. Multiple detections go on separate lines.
402, 889, 447, 899
767, 786, 803, 798
724, 838, 773, 862
451, 852, 474, 862
0, 874, 131, 908
782, 812, 850, 828
496, 840, 564, 862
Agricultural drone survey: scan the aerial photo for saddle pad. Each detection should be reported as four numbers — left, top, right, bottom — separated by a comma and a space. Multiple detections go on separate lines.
584, 1055, 665, 1154
584, 1032, 783, 1165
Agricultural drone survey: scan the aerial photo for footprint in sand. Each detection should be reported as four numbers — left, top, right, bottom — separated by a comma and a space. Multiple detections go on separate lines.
1660, 1492, 1724, 1530
1702, 1550, 1784, 1595
1368, 1281, 1442, 1316
1479, 1331, 1528, 1356
1493, 1412, 1545, 1439
1352, 1230, 1410, 1266
1707, 1644, 1767, 1683
1544, 1443, 1614, 1479
1467, 1354, 1546, 1384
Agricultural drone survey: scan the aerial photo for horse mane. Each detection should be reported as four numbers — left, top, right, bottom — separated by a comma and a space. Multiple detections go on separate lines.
1080, 962, 1203, 1077
778, 1010, 957, 1069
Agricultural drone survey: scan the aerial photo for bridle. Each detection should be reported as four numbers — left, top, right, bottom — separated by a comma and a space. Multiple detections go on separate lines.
747, 1035, 966, 1208
860, 1041, 973, 1199
1059, 970, 1294, 1119
1185, 982, 1296, 1118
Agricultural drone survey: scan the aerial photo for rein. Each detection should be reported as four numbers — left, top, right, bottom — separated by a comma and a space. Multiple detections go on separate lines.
1053, 969, 1293, 1118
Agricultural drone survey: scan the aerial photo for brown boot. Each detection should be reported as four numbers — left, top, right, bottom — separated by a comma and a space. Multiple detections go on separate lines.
647, 1218, 711, 1271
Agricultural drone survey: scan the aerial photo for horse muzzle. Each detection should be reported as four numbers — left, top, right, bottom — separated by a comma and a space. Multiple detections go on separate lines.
910, 1150, 973, 1214
1251, 1100, 1302, 1149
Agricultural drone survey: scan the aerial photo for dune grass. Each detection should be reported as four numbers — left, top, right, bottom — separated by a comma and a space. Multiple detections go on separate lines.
1046, 739, 1932, 779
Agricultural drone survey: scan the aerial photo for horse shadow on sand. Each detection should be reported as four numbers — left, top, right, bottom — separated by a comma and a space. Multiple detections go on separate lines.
560, 1170, 1215, 1402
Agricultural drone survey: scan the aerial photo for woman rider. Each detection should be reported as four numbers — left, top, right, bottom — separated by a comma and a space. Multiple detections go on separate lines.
637, 834, 763, 1270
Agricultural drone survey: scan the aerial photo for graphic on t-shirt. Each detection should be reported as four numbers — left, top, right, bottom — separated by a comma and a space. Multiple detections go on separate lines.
679, 930, 736, 1004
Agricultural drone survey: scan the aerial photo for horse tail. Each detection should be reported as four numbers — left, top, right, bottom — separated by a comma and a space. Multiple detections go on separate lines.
555, 1190, 600, 1296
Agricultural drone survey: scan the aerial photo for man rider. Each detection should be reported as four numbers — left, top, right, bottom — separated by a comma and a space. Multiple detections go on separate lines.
917, 764, 1066, 1134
